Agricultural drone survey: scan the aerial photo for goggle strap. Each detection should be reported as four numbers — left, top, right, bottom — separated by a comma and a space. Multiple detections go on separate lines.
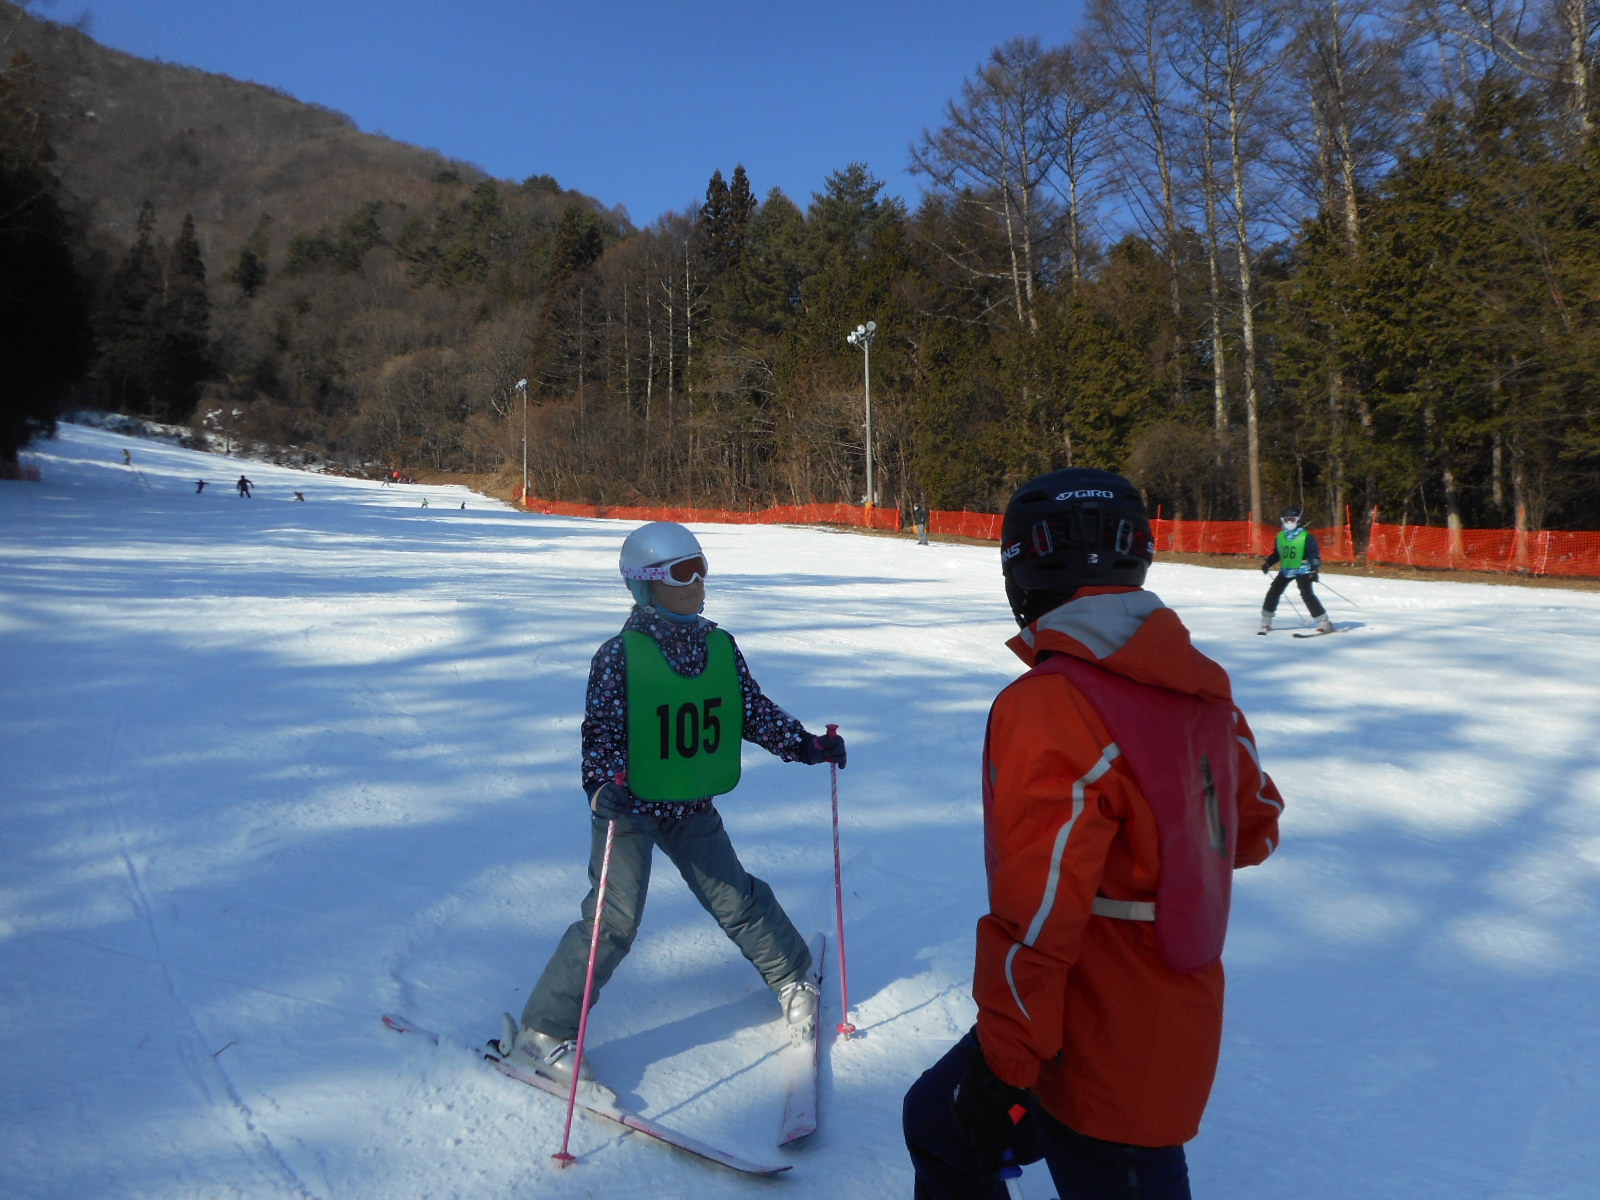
620, 553, 707, 584
1014, 513, 1151, 563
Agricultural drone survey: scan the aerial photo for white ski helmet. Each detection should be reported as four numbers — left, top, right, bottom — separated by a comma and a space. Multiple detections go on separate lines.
618, 521, 705, 605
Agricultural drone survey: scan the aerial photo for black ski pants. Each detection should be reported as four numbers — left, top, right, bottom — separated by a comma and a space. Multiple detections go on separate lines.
904, 1031, 1192, 1199
1262, 571, 1326, 618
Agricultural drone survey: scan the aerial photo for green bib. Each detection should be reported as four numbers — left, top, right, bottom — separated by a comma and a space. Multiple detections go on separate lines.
1276, 528, 1309, 571
622, 629, 744, 801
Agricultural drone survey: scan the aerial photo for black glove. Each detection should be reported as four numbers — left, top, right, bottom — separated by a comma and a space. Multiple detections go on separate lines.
952, 1042, 1028, 1167
1260, 560, 1271, 575
796, 730, 847, 768
589, 779, 635, 820
1306, 570, 1320, 583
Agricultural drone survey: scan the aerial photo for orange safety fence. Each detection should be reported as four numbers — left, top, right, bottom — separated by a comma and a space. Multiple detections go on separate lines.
924, 512, 1364, 560
1150, 517, 1360, 562
1153, 518, 1267, 557
515, 490, 1599, 579
928, 510, 1002, 540
1367, 522, 1600, 578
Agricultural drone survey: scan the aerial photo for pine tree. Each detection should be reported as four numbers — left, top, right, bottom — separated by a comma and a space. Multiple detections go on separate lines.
438, 185, 500, 287
0, 47, 93, 466
805, 163, 900, 266
728, 165, 756, 261
534, 204, 607, 399
738, 189, 807, 332
698, 166, 766, 335
97, 204, 213, 421
769, 166, 919, 507
339, 200, 387, 272
225, 215, 271, 297
158, 212, 213, 422
698, 168, 733, 277
98, 201, 164, 414
545, 204, 604, 291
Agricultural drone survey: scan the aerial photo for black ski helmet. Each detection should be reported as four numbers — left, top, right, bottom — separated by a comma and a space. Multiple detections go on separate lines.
1000, 468, 1154, 626
1280, 506, 1303, 526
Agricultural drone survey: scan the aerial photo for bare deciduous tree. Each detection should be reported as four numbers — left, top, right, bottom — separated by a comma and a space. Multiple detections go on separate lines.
1413, 1, 1598, 136
1083, 0, 1192, 403
1171, 0, 1291, 523
911, 36, 1069, 334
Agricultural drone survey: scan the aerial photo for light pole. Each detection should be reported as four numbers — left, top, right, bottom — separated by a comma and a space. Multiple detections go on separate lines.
515, 378, 529, 508
846, 320, 877, 513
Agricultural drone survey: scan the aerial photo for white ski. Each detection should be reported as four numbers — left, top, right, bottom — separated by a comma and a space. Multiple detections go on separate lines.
779, 931, 827, 1146
381, 1012, 791, 1177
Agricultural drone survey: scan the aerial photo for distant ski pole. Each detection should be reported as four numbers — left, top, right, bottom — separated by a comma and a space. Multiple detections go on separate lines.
553, 799, 619, 1167
826, 724, 856, 1037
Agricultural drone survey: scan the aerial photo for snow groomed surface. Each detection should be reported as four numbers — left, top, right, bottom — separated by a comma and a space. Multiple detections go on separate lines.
4, 422, 1599, 1198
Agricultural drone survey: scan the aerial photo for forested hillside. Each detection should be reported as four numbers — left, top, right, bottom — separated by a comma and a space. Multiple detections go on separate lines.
4, 0, 1598, 532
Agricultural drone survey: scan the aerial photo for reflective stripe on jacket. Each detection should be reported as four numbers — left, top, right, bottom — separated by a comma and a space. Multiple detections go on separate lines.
974, 586, 1284, 1147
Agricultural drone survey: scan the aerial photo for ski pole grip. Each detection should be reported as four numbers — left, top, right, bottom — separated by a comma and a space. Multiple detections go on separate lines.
826, 724, 838, 737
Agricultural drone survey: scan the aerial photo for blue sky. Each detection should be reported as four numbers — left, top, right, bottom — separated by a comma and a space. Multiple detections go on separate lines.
59, 0, 1085, 227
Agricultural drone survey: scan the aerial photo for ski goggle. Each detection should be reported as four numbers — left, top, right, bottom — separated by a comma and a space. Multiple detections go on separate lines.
620, 553, 709, 585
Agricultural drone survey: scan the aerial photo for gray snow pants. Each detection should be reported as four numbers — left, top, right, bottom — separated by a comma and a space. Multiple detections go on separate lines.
520, 805, 811, 1040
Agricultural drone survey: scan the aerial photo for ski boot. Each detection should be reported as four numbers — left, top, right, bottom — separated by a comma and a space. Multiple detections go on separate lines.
779, 980, 820, 1046
497, 1014, 610, 1097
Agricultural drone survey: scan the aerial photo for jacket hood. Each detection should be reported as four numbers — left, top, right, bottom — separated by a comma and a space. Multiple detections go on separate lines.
1005, 586, 1233, 703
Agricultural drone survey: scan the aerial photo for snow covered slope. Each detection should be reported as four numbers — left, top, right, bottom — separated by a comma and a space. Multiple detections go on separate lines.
3, 423, 1597, 1198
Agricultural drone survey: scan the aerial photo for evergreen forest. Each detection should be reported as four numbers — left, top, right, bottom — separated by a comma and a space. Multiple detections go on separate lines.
4, 0, 1599, 534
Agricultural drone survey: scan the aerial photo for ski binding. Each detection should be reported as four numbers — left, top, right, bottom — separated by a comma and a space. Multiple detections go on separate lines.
381, 1012, 790, 1176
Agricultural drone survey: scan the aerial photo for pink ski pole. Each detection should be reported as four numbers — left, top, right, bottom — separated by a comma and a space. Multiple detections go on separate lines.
552, 799, 620, 1167
827, 724, 856, 1036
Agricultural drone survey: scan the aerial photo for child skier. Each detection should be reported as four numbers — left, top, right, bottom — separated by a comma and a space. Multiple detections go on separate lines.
903, 468, 1284, 1199
1259, 506, 1333, 634
503, 521, 847, 1090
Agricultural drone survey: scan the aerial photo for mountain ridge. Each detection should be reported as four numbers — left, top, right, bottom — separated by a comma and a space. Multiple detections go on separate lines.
3, 2, 615, 261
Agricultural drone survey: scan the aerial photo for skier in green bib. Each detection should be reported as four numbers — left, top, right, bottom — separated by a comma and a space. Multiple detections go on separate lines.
505, 521, 847, 1090
1259, 507, 1334, 634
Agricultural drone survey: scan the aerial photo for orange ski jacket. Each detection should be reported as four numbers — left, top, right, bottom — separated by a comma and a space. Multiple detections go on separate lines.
974, 586, 1283, 1147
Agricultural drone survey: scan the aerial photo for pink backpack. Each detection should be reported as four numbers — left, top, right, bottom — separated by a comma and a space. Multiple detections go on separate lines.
1027, 655, 1239, 973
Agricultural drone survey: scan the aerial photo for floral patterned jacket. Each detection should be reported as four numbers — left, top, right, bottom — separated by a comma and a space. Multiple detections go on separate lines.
581, 606, 811, 819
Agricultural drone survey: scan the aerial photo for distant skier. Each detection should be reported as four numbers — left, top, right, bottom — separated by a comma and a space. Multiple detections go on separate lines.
501, 521, 845, 1091
236, 476, 253, 498
912, 501, 930, 546
420, 496, 429, 508
1259, 506, 1333, 634
903, 469, 1285, 1200
121, 449, 131, 465
195, 480, 206, 494
294, 491, 305, 502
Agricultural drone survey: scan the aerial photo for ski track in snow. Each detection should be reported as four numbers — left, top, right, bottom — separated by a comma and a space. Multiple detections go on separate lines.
2, 422, 1599, 1199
